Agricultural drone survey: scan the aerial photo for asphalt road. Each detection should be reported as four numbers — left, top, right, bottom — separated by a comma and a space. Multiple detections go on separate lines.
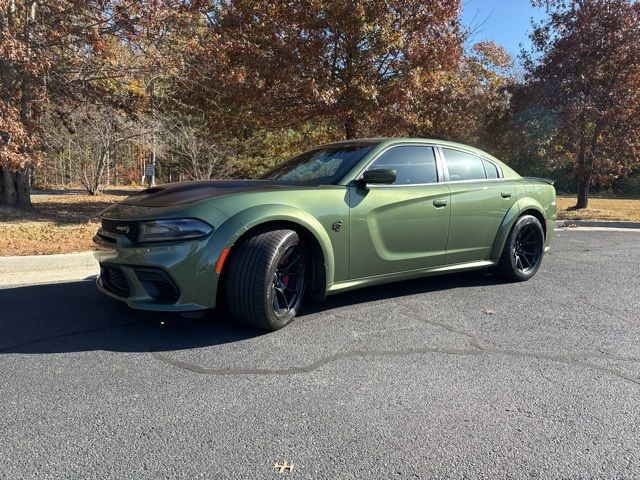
1, 229, 639, 479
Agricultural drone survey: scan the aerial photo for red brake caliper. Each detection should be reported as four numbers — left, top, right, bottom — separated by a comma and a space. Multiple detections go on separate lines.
280, 257, 290, 287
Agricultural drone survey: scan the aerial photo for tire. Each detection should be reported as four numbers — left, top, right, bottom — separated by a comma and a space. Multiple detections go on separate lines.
497, 215, 545, 282
225, 229, 307, 331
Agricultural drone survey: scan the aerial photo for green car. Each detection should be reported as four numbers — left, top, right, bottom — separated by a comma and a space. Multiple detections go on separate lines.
94, 138, 556, 330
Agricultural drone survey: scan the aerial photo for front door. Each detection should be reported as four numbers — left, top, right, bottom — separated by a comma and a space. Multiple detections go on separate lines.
348, 145, 451, 279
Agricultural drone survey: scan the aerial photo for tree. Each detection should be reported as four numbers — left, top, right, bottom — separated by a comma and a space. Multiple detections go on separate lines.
408, 41, 514, 144
523, 0, 640, 208
163, 114, 232, 181
0, 0, 188, 208
181, 0, 463, 140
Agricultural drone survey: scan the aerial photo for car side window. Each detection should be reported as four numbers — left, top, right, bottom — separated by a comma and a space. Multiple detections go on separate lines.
442, 148, 487, 181
483, 159, 500, 179
366, 146, 438, 185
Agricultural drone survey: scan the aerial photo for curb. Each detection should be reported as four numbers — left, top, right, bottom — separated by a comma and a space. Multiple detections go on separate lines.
556, 220, 640, 229
0, 251, 98, 274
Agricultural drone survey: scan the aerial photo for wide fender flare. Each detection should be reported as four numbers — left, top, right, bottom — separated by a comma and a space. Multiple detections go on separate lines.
490, 197, 545, 261
217, 204, 335, 288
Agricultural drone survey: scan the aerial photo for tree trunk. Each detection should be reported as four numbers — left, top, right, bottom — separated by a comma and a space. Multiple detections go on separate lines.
575, 173, 590, 209
575, 122, 602, 210
344, 115, 357, 140
574, 130, 589, 209
0, 166, 32, 209
91, 152, 109, 195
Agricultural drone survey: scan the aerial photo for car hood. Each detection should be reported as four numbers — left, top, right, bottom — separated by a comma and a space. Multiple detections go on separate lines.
120, 180, 307, 207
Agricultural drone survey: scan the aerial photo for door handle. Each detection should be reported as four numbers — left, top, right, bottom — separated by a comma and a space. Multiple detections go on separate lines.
501, 192, 512, 198
433, 199, 448, 208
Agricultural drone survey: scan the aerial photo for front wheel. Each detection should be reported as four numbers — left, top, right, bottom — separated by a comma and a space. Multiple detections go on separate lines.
225, 229, 307, 330
497, 215, 545, 281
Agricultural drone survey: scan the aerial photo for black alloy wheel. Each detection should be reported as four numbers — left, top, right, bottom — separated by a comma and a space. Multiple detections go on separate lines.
497, 214, 545, 281
513, 223, 543, 274
271, 244, 305, 319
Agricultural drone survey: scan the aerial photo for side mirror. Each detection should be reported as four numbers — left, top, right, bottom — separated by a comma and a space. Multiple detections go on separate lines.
362, 168, 397, 185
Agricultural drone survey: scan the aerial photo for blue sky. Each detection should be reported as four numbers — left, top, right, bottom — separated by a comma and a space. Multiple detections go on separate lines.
461, 0, 548, 58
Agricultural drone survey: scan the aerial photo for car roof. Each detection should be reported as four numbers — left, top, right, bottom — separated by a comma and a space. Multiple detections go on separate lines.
325, 137, 498, 160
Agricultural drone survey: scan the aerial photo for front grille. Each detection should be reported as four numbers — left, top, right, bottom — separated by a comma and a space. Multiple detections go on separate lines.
134, 267, 180, 304
100, 265, 130, 297
101, 218, 139, 242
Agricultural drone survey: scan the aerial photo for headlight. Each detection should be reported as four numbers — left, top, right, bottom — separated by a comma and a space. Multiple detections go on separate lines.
138, 219, 213, 242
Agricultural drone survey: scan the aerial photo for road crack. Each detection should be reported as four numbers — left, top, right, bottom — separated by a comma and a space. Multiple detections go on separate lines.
149, 343, 640, 386
149, 303, 640, 385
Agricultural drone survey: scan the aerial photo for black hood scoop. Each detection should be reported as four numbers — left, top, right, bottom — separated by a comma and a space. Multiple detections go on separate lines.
120, 180, 301, 207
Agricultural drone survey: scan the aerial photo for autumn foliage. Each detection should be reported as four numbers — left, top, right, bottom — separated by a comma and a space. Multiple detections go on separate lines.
1, 0, 640, 210
523, 0, 640, 207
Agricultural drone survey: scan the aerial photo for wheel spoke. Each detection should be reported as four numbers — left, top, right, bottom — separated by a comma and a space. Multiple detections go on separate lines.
275, 287, 289, 310
279, 254, 302, 273
272, 285, 281, 313
521, 228, 535, 242
271, 241, 306, 319
515, 253, 524, 271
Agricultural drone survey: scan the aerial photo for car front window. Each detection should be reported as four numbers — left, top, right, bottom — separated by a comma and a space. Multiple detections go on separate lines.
263, 144, 377, 184
366, 146, 438, 185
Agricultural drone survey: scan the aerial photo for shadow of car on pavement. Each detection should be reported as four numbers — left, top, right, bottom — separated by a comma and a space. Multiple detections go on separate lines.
0, 272, 506, 355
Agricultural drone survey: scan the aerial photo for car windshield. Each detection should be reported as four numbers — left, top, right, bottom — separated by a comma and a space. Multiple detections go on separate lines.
262, 143, 377, 184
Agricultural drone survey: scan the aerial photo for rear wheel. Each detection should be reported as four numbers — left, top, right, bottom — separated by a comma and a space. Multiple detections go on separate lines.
497, 215, 545, 281
225, 229, 307, 330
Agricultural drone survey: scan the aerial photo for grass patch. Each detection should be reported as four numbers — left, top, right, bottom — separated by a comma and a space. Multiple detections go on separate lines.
557, 196, 640, 222
0, 189, 135, 256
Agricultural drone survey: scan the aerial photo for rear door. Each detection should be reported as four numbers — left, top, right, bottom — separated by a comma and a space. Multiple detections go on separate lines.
440, 147, 516, 264
348, 145, 451, 279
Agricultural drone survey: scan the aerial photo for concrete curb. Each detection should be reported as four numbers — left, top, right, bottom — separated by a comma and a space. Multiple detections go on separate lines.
0, 251, 98, 274
556, 220, 640, 229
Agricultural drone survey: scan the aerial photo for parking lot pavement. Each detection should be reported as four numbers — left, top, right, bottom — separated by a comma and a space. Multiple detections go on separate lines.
0, 230, 639, 479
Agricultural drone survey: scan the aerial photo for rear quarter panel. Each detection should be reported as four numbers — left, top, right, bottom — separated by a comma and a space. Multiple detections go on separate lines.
490, 180, 557, 260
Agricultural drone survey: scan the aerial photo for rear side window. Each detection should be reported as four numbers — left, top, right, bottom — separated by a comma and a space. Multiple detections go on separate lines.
367, 146, 438, 185
483, 159, 500, 179
442, 148, 486, 181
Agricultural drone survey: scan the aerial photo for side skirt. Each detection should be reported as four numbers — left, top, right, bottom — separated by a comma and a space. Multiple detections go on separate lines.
326, 260, 496, 295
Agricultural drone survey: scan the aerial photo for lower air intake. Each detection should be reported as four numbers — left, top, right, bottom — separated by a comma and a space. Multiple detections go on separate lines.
134, 267, 180, 304
100, 265, 131, 297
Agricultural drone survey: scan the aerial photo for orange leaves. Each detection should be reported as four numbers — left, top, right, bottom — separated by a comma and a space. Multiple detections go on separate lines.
177, 0, 465, 139
0, 103, 38, 169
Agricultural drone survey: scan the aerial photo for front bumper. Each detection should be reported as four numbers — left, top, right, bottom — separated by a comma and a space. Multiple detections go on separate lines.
93, 199, 249, 312
94, 231, 225, 312
93, 210, 245, 312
